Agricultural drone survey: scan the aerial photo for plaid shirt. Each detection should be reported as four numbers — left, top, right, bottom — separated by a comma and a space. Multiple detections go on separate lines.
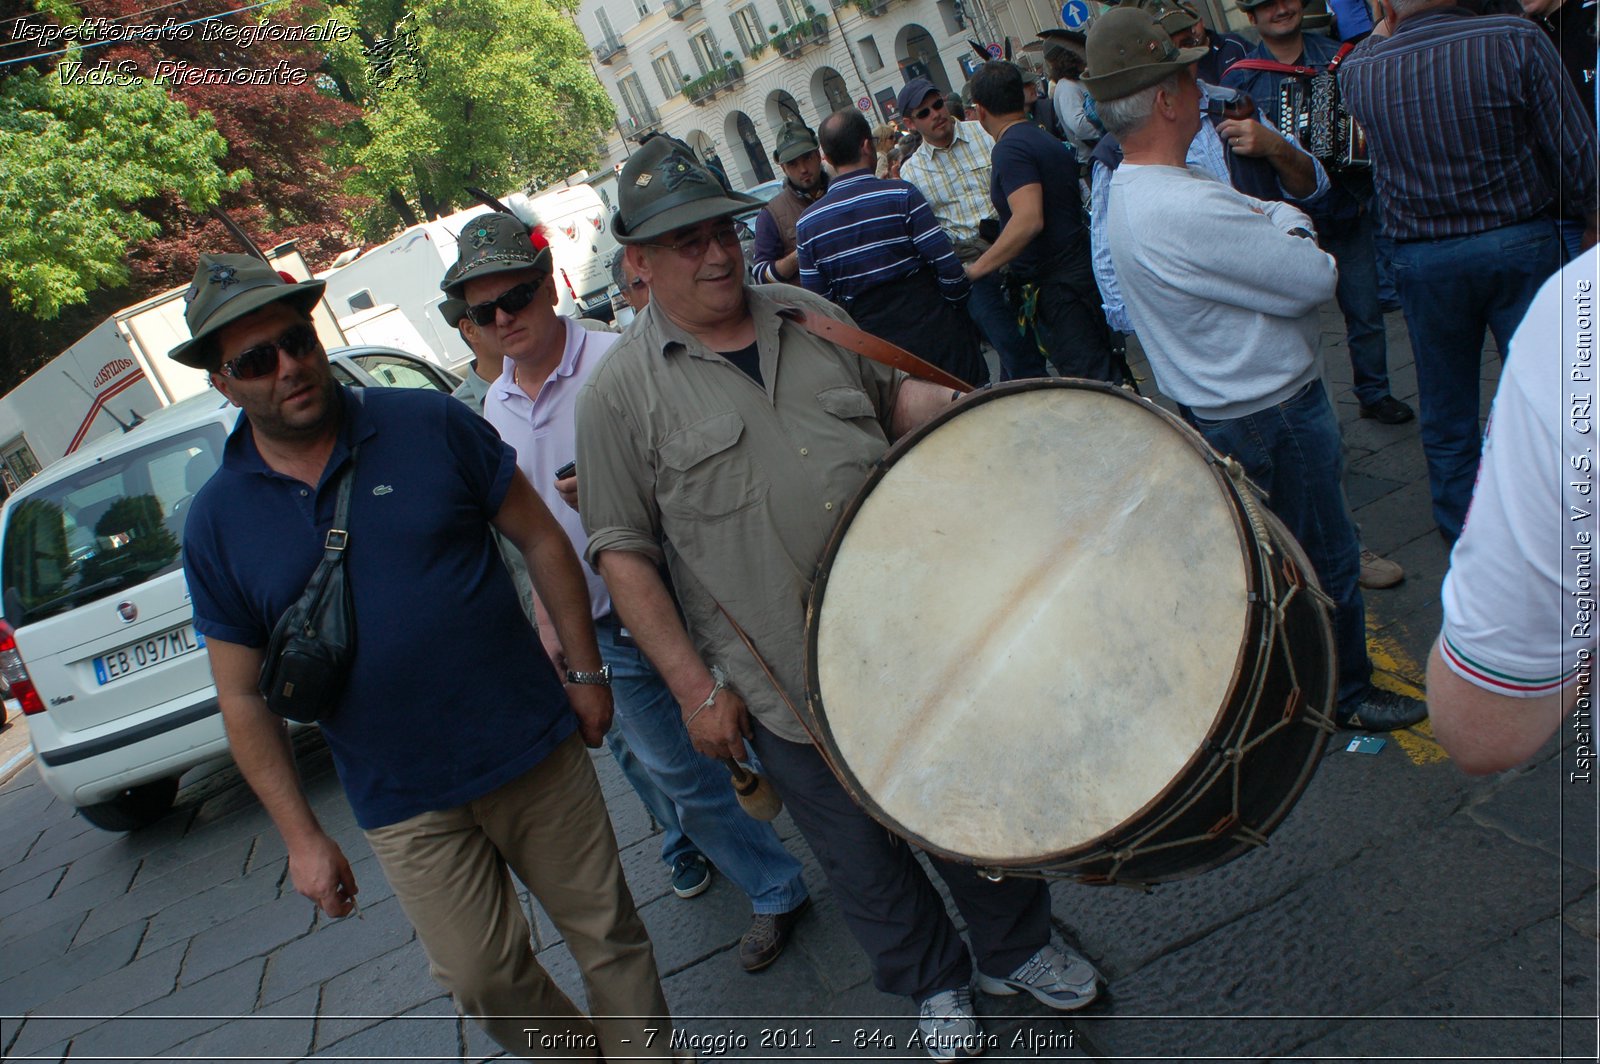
1341, 9, 1597, 241
898, 121, 996, 243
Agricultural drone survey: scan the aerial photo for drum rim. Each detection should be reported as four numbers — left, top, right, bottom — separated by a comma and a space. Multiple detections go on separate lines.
801, 377, 1267, 869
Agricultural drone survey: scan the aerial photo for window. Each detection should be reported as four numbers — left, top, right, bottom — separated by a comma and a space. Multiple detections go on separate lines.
619, 73, 653, 121
352, 354, 454, 392
731, 5, 764, 54
858, 35, 883, 72
1, 426, 225, 623
690, 29, 721, 73
652, 51, 685, 97
634, 0, 651, 14
1, 437, 41, 488
775, 0, 803, 27
597, 8, 617, 41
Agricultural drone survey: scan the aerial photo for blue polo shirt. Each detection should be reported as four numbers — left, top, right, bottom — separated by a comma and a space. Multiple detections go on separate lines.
183, 386, 575, 829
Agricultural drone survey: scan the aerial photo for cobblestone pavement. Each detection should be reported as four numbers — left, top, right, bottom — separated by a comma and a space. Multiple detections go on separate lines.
0, 308, 1593, 1062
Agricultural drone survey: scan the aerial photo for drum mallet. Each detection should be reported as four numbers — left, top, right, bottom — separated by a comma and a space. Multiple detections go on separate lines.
722, 759, 783, 820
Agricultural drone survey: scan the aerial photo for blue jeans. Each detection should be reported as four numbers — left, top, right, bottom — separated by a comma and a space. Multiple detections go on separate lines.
1193, 381, 1369, 709
966, 271, 1032, 382
1319, 209, 1390, 407
596, 622, 809, 914
1392, 219, 1562, 541
1373, 231, 1399, 307
605, 725, 693, 865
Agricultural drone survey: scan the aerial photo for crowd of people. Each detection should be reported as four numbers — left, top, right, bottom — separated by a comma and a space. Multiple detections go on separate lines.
167, 0, 1595, 1058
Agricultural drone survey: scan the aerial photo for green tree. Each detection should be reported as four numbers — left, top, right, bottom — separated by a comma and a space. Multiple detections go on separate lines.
322, 0, 615, 236
0, 63, 241, 319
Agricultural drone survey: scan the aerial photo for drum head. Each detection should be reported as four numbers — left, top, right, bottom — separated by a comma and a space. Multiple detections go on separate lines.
809, 383, 1251, 865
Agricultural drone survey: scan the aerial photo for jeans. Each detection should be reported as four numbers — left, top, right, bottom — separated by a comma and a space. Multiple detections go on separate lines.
749, 720, 1052, 1000
1320, 209, 1390, 407
966, 271, 1030, 383
1193, 380, 1369, 708
604, 724, 693, 866
596, 621, 809, 914
1391, 219, 1562, 541
1372, 231, 1399, 307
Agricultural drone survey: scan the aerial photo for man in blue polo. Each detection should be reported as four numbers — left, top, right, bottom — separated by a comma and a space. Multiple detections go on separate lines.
174, 253, 673, 1060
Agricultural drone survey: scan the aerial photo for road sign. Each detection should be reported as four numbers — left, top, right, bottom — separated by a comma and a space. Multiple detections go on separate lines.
986, 42, 1001, 58
858, 97, 871, 111
1061, 0, 1091, 28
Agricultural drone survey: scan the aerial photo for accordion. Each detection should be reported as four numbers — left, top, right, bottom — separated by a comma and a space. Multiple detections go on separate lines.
1228, 42, 1370, 172
1278, 70, 1370, 170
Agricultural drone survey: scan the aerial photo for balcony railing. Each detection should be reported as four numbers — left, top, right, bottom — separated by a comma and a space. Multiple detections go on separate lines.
775, 19, 829, 59
621, 109, 661, 140
594, 35, 624, 63
665, 0, 701, 20
685, 62, 744, 105
832, 0, 891, 15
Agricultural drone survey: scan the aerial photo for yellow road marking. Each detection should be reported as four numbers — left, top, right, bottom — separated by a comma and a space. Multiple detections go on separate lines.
1367, 624, 1450, 765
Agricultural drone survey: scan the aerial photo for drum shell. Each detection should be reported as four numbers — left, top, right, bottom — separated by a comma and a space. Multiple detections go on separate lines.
801, 380, 1335, 886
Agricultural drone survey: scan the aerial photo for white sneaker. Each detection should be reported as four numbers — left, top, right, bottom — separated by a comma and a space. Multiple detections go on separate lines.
917, 985, 985, 1062
975, 943, 1099, 1011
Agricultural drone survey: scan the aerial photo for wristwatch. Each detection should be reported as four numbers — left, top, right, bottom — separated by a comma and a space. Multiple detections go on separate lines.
564, 664, 613, 686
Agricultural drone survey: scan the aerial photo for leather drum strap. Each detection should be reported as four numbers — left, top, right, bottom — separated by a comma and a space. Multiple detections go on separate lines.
780, 307, 975, 394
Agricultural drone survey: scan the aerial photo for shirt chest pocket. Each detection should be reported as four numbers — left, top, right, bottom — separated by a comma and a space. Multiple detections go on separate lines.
816, 386, 877, 422
657, 411, 769, 521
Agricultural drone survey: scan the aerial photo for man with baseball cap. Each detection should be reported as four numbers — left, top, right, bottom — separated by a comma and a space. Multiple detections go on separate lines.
1085, 6, 1426, 734
579, 135, 1103, 1058
750, 119, 830, 285
176, 252, 676, 1057
898, 76, 1040, 383
456, 209, 817, 973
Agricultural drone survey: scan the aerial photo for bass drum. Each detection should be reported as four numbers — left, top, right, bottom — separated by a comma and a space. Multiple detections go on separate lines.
802, 380, 1335, 885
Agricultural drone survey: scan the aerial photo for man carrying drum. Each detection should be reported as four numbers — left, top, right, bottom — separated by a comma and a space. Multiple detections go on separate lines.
574, 136, 1102, 1061
1086, 6, 1426, 733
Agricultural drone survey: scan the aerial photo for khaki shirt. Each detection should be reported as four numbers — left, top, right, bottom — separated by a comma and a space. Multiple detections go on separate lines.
575, 284, 904, 743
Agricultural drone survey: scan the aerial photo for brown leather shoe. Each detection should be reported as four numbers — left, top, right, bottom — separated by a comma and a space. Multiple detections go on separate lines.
739, 898, 810, 972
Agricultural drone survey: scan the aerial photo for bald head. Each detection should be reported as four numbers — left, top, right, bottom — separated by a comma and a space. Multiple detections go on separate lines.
819, 108, 873, 171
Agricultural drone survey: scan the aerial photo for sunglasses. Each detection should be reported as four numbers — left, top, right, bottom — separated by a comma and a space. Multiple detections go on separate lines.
221, 323, 320, 380
913, 97, 946, 121
466, 280, 544, 326
643, 224, 742, 260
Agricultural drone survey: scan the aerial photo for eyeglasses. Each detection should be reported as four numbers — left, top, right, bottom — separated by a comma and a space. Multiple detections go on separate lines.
221, 323, 320, 380
913, 97, 946, 121
466, 280, 541, 326
643, 224, 742, 260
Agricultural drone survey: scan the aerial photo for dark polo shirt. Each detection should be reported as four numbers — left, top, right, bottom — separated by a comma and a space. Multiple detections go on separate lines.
184, 385, 574, 828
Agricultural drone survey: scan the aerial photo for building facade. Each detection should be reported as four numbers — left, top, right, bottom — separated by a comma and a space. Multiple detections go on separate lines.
576, 0, 1074, 190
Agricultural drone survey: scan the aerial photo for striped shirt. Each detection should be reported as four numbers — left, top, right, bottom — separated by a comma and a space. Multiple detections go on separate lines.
795, 171, 970, 306
897, 121, 996, 243
1341, 9, 1597, 242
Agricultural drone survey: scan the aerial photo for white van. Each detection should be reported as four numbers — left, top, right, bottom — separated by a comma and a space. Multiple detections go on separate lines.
0, 348, 457, 830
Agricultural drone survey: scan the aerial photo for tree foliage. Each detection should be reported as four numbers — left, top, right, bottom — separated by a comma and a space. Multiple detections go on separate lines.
322, 0, 616, 237
0, 63, 238, 318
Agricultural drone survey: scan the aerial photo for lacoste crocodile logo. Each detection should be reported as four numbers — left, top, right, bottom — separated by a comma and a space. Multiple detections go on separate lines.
372, 485, 394, 496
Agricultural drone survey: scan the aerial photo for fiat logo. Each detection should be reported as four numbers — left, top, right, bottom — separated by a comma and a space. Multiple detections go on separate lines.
116, 601, 137, 624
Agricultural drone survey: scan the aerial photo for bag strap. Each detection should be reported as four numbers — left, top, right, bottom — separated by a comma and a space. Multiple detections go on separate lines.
1227, 58, 1320, 77
321, 446, 359, 561
778, 307, 975, 394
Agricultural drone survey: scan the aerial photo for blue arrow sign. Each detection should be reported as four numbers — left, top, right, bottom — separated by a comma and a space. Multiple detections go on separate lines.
1062, 0, 1091, 29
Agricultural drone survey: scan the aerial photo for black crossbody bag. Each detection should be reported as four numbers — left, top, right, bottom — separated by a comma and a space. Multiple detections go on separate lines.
259, 451, 358, 723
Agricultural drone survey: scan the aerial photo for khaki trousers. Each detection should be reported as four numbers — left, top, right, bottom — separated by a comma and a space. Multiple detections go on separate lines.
365, 732, 671, 1060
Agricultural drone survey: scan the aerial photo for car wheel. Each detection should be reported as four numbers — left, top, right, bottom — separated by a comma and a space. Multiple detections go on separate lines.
76, 777, 180, 832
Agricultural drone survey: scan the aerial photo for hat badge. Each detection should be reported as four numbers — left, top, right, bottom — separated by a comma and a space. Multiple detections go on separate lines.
207, 263, 239, 290
469, 226, 493, 249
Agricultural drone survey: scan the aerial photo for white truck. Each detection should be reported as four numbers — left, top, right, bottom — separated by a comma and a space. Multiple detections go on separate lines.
317, 182, 620, 370
0, 245, 338, 494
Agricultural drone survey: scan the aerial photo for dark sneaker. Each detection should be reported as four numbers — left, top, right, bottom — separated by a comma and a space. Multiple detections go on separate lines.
1359, 396, 1415, 424
1338, 688, 1428, 732
671, 853, 712, 899
1359, 549, 1405, 589
739, 898, 809, 972
917, 985, 984, 1061
976, 943, 1099, 1011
